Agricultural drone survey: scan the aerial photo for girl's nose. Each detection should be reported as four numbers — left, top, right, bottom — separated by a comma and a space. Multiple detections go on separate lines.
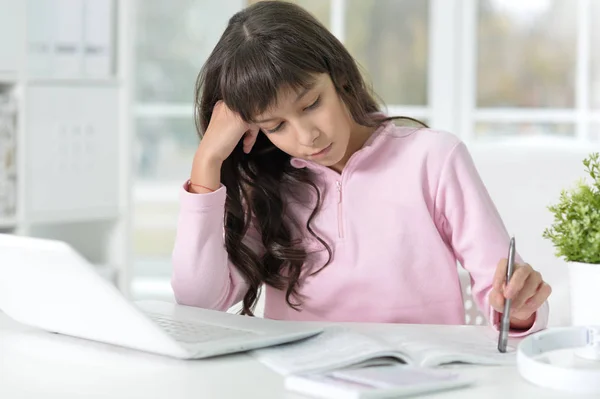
296, 124, 320, 146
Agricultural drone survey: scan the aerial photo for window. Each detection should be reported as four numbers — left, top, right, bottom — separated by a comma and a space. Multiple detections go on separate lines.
136, 0, 240, 103
474, 0, 578, 139
593, 0, 600, 141
247, 0, 331, 26
477, 0, 576, 109
592, 123, 600, 142
475, 122, 575, 138
592, 0, 600, 111
136, 118, 198, 180
344, 0, 428, 106
133, 0, 245, 298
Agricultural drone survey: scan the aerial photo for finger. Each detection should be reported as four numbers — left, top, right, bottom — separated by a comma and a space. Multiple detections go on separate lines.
523, 282, 552, 312
506, 263, 533, 299
489, 289, 505, 313
493, 258, 508, 292
511, 283, 552, 320
511, 272, 543, 310
242, 127, 260, 153
242, 132, 254, 148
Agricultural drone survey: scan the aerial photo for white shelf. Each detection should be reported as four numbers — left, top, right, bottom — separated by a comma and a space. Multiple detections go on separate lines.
0, 73, 18, 85
0, 217, 17, 229
0, 0, 133, 296
26, 209, 120, 225
26, 77, 121, 87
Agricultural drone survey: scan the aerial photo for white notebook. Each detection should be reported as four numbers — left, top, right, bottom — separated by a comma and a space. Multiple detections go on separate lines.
284, 365, 475, 399
250, 326, 517, 376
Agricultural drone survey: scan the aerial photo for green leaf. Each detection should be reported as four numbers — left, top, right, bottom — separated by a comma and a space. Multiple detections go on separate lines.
543, 153, 600, 264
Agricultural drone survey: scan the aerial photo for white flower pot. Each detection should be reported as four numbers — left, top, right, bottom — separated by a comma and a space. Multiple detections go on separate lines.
569, 261, 600, 360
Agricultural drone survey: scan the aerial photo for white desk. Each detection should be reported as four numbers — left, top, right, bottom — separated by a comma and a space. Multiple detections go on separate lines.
0, 312, 597, 399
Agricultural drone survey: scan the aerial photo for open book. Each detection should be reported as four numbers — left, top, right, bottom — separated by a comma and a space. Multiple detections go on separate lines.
250, 326, 518, 376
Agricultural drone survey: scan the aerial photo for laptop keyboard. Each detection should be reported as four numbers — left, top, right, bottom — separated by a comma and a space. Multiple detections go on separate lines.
146, 312, 258, 344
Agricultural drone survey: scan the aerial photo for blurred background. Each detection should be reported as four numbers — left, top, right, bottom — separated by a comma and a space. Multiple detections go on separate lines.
0, 0, 598, 326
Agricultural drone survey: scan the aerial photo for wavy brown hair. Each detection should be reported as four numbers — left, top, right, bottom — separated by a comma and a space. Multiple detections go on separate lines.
194, 1, 426, 315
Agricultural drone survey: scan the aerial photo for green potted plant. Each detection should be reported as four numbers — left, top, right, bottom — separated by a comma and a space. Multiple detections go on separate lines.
543, 152, 600, 357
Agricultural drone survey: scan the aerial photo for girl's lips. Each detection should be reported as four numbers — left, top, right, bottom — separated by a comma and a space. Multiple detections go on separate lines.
310, 143, 332, 158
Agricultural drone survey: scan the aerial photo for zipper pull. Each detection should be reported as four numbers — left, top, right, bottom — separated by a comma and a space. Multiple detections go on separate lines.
336, 180, 344, 238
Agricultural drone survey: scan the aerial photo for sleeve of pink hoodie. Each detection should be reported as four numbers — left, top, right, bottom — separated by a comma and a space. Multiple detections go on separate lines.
170, 182, 263, 311
435, 141, 549, 337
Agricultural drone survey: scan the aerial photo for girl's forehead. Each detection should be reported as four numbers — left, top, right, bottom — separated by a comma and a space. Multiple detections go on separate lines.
279, 73, 326, 98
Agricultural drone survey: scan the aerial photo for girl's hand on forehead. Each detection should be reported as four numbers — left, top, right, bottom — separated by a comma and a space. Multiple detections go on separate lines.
198, 101, 260, 164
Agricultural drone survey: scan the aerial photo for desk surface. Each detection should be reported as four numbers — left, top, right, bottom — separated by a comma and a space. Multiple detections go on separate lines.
0, 312, 596, 399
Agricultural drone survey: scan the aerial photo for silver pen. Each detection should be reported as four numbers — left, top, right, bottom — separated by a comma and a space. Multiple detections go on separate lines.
497, 236, 516, 353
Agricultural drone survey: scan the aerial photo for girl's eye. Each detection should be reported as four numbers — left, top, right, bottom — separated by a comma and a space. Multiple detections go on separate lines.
304, 96, 320, 111
267, 122, 284, 133
264, 96, 320, 133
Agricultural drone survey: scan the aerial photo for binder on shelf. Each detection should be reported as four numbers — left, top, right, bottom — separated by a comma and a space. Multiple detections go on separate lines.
26, 0, 54, 76
26, 0, 115, 80
52, 0, 84, 78
82, 0, 114, 78
0, 0, 23, 73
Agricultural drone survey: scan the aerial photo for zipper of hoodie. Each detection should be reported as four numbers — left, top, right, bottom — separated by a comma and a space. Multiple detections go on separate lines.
309, 126, 387, 240
336, 180, 344, 238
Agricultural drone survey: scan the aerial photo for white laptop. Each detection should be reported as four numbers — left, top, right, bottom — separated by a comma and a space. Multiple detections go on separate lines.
0, 233, 323, 359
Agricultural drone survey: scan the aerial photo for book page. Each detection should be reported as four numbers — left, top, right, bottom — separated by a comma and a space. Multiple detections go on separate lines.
377, 327, 517, 367
249, 326, 409, 375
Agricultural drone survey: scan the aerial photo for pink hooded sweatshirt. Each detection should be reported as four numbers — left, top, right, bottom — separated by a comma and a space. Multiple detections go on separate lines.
171, 122, 548, 336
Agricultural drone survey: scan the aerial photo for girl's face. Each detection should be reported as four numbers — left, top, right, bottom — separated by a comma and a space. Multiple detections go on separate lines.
252, 73, 360, 171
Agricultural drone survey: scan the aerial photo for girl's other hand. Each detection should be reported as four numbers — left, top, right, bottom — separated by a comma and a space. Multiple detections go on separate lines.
196, 100, 260, 165
189, 101, 259, 193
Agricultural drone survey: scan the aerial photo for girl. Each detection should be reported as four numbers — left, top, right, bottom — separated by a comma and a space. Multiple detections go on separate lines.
171, 1, 551, 335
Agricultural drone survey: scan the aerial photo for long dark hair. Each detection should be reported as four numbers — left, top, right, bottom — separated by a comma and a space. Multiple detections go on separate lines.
194, 1, 426, 315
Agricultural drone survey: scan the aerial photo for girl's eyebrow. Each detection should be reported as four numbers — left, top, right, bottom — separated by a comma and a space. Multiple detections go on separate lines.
254, 118, 277, 123
255, 117, 278, 123
293, 86, 312, 104
254, 85, 317, 123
